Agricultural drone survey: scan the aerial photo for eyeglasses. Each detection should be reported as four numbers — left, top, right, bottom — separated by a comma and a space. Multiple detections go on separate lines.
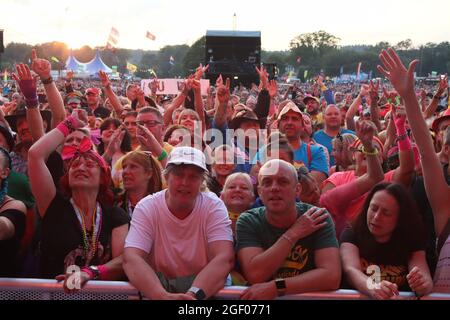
137, 120, 162, 127
336, 132, 343, 143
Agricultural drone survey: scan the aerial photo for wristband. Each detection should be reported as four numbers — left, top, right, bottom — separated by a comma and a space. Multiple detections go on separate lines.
157, 149, 168, 161
81, 267, 95, 280
361, 145, 379, 156
56, 116, 78, 137
98, 265, 109, 280
25, 98, 39, 108
41, 76, 54, 85
281, 234, 295, 246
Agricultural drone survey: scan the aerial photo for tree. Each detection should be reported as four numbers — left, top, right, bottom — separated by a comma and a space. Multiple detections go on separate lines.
182, 36, 205, 75
395, 39, 413, 51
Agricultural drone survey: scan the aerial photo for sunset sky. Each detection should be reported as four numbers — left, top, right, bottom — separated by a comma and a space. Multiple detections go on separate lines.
2, 0, 449, 51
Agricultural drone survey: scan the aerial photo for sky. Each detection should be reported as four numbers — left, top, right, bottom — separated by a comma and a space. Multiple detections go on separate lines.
2, 0, 450, 51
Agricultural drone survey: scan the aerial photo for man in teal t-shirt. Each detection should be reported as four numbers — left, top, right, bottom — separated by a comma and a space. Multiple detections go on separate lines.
236, 159, 340, 299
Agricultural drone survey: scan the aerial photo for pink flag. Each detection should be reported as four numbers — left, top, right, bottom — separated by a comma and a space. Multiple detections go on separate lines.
146, 31, 156, 41
106, 27, 120, 49
356, 62, 362, 80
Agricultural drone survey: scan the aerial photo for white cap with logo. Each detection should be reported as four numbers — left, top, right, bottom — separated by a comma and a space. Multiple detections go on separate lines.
167, 146, 208, 171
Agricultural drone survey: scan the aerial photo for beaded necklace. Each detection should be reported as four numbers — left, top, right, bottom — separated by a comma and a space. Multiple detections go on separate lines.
70, 198, 102, 264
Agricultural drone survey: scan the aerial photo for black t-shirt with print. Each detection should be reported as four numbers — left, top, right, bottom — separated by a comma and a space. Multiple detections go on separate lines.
40, 192, 129, 279
340, 226, 425, 291
0, 209, 26, 277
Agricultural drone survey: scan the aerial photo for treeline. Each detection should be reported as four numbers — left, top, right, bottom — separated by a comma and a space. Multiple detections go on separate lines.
1, 31, 449, 79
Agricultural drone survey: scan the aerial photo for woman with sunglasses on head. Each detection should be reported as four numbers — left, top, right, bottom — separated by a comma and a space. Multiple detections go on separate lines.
330, 132, 357, 175
28, 110, 129, 292
116, 151, 163, 218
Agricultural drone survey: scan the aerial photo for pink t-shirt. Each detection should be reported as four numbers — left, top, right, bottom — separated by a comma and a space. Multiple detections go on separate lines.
322, 170, 395, 222
125, 190, 233, 278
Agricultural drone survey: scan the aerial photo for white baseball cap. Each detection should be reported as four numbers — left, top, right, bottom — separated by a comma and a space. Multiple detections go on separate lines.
167, 146, 208, 171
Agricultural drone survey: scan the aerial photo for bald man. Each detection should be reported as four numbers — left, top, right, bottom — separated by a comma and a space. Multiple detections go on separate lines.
236, 159, 340, 300
313, 104, 355, 166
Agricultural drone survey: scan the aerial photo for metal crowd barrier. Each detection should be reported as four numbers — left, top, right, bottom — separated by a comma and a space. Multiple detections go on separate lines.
1, 278, 449, 300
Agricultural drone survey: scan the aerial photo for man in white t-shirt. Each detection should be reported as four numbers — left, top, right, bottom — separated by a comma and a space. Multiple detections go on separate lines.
123, 146, 234, 300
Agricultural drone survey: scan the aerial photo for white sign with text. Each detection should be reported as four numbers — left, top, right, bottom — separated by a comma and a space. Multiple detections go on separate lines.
141, 79, 210, 96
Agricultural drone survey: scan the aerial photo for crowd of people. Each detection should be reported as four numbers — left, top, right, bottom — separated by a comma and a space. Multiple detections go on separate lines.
0, 47, 449, 300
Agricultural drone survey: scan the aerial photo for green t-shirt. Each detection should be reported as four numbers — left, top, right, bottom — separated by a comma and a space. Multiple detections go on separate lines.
236, 202, 338, 279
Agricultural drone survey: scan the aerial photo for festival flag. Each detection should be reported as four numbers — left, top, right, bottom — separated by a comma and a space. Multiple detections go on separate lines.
340, 66, 344, 75
51, 56, 60, 63
106, 27, 120, 49
126, 62, 137, 73
304, 70, 308, 79
148, 68, 157, 77
146, 31, 156, 41
356, 62, 362, 80
169, 56, 175, 65
3, 70, 7, 82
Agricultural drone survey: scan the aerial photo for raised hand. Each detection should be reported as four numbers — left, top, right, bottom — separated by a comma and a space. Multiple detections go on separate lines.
317, 75, 324, 86
437, 74, 448, 94
71, 109, 88, 128
216, 77, 230, 104
194, 63, 209, 80
12, 64, 38, 106
255, 66, 268, 89
31, 49, 51, 80
356, 120, 376, 149
267, 80, 278, 98
136, 124, 161, 153
359, 84, 370, 97
150, 77, 159, 94
392, 104, 407, 130
377, 48, 419, 97
105, 127, 126, 155
98, 70, 111, 88
215, 74, 224, 87
369, 80, 380, 100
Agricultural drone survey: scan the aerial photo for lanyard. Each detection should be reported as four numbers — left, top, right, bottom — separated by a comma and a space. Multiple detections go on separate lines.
70, 198, 102, 261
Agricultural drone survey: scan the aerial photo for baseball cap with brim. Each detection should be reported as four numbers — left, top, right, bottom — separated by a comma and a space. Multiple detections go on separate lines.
5, 110, 53, 133
350, 136, 384, 155
86, 87, 101, 96
303, 95, 320, 104
432, 108, 450, 132
229, 109, 264, 130
67, 97, 82, 105
167, 146, 208, 172
278, 101, 303, 120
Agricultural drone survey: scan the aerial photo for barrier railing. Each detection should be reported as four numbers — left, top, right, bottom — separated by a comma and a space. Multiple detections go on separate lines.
1, 278, 449, 300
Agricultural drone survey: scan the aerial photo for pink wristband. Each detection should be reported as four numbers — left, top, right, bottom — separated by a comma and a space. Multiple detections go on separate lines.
56, 122, 70, 137
56, 116, 78, 137
81, 267, 94, 279
98, 265, 109, 280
